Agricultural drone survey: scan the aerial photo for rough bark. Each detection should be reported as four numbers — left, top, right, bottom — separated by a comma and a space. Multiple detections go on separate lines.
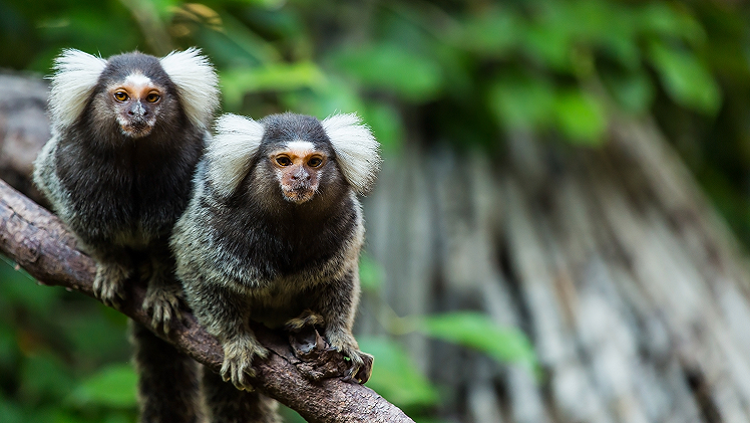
361, 116, 750, 423
0, 72, 50, 205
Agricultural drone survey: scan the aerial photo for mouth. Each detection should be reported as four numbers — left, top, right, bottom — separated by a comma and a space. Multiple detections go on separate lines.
118, 115, 155, 139
121, 122, 154, 138
282, 187, 315, 204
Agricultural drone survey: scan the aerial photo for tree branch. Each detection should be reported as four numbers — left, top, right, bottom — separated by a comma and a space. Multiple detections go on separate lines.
0, 178, 413, 423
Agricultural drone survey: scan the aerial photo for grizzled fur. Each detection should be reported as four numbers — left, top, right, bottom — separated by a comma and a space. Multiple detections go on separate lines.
171, 112, 379, 422
34, 49, 219, 423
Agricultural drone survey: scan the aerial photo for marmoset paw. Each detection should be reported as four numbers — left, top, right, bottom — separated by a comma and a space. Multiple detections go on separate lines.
285, 309, 325, 332
220, 336, 269, 391
93, 263, 129, 308
142, 284, 183, 333
327, 332, 374, 384
340, 347, 374, 384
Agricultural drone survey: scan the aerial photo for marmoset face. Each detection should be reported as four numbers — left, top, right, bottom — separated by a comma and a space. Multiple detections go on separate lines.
269, 140, 328, 204
107, 72, 165, 138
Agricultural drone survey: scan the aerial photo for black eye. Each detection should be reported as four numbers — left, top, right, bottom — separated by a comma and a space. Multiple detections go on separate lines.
114, 91, 129, 102
308, 157, 323, 168
276, 156, 292, 167
146, 93, 160, 103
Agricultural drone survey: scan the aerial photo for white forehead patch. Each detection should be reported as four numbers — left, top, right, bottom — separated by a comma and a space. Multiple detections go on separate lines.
123, 72, 153, 88
283, 140, 316, 156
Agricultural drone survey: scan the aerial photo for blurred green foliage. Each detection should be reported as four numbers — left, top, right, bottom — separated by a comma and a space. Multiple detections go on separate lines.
2, 0, 750, 421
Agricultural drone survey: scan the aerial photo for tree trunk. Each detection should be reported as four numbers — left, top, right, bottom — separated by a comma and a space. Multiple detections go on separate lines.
363, 118, 750, 423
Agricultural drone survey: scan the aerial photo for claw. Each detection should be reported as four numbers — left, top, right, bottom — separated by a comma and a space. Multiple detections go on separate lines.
285, 310, 325, 332
326, 331, 374, 385
93, 263, 129, 308
142, 284, 183, 333
220, 335, 269, 391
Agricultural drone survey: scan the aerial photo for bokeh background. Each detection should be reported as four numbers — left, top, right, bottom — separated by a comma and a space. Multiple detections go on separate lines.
3, 0, 750, 422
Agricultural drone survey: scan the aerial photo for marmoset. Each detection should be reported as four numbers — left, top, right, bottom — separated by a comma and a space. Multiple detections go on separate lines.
33, 48, 219, 423
171, 112, 380, 421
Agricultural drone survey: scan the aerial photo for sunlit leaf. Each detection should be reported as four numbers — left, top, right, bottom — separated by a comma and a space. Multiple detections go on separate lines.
554, 90, 608, 145
638, 2, 706, 45
68, 364, 137, 408
221, 62, 326, 110
648, 42, 721, 114
215, 12, 282, 64
232, 0, 286, 7
145, 0, 180, 18
524, 24, 573, 71
358, 337, 440, 408
329, 43, 443, 102
418, 312, 537, 370
283, 88, 365, 127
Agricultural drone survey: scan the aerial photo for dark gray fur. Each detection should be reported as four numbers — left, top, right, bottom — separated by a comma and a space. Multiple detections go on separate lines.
34, 50, 216, 423
171, 113, 376, 421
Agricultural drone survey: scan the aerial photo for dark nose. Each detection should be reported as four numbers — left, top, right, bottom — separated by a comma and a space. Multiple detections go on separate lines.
291, 168, 310, 181
128, 102, 147, 117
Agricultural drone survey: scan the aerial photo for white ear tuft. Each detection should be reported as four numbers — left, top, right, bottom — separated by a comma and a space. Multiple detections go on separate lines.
48, 49, 108, 130
321, 113, 381, 195
160, 47, 220, 129
207, 113, 265, 197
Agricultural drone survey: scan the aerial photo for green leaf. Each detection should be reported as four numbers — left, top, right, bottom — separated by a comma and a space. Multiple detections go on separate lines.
418, 312, 537, 370
361, 101, 403, 154
359, 254, 384, 292
637, 2, 706, 45
329, 43, 443, 102
68, 364, 137, 408
452, 8, 520, 56
599, 33, 641, 70
0, 325, 19, 369
0, 395, 24, 423
601, 70, 655, 114
281, 76, 365, 119
553, 90, 608, 145
0, 257, 57, 315
232, 0, 286, 7
524, 24, 573, 71
489, 74, 556, 130
221, 62, 327, 110
20, 353, 74, 402
357, 337, 439, 408
64, 308, 129, 360
648, 42, 721, 114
